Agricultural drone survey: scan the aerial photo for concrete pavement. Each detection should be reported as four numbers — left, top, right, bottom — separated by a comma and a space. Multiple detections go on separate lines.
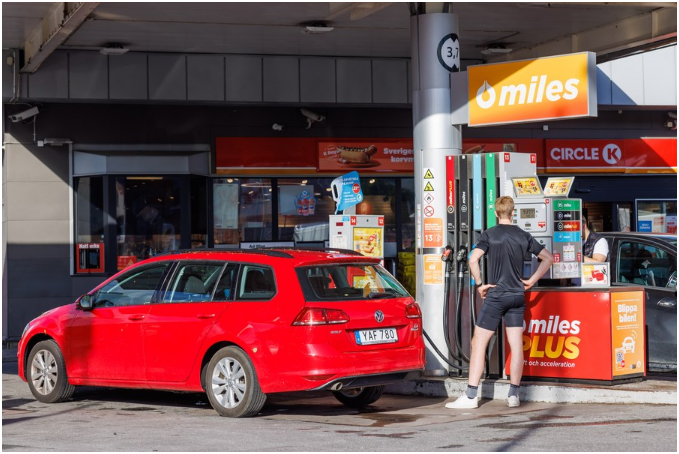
5, 346, 676, 406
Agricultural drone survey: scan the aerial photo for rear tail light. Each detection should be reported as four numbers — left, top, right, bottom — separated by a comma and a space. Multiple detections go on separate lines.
292, 307, 350, 326
405, 302, 422, 319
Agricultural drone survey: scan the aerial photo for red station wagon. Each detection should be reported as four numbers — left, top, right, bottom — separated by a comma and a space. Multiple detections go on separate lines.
18, 249, 425, 417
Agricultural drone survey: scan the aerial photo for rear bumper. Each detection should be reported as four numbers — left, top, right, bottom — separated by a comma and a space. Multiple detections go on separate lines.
311, 369, 422, 391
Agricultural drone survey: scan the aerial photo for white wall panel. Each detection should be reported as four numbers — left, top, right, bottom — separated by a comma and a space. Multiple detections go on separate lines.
225, 56, 262, 102
149, 54, 187, 100
643, 46, 677, 106
28, 51, 68, 99
110, 53, 148, 100
373, 59, 408, 104
188, 55, 225, 101
337, 59, 372, 103
611, 53, 644, 105
70, 51, 108, 99
263, 57, 299, 103
300, 58, 335, 103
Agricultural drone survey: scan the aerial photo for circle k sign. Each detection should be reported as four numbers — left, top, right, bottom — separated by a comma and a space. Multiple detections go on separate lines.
546, 140, 625, 169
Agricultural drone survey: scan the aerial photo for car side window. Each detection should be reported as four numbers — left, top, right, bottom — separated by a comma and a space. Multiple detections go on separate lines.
211, 264, 238, 301
94, 263, 169, 308
617, 241, 676, 288
165, 263, 223, 303
237, 265, 276, 300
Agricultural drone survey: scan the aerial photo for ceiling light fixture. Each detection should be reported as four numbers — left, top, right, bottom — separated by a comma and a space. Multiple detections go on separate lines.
301, 23, 334, 35
481, 44, 513, 55
100, 43, 130, 55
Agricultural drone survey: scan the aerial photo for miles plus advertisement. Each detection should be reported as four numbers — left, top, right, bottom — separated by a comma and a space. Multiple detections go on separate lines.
506, 290, 645, 380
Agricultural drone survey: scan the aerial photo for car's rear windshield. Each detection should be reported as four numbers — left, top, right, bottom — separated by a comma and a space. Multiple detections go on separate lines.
297, 264, 409, 301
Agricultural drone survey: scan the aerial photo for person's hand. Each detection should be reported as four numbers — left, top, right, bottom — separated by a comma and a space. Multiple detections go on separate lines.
521, 278, 536, 290
477, 284, 496, 298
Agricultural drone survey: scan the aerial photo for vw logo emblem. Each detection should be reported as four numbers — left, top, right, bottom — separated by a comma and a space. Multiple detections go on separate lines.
375, 310, 384, 323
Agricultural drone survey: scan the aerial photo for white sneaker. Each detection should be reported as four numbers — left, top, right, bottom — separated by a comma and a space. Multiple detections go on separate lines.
507, 395, 520, 407
445, 395, 479, 409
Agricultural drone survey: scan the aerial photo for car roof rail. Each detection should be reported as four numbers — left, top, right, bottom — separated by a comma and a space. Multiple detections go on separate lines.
156, 248, 295, 259
262, 246, 363, 256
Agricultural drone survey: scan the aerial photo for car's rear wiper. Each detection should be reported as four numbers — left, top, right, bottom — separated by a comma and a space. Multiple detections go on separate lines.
367, 291, 399, 299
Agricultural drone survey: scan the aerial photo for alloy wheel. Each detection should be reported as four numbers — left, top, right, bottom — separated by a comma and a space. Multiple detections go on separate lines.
30, 349, 58, 396
211, 357, 247, 409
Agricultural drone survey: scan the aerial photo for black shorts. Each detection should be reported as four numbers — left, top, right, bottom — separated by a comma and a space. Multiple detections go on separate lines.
475, 293, 525, 331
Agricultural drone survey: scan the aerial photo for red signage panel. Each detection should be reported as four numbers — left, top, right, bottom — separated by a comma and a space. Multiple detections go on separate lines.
546, 139, 626, 172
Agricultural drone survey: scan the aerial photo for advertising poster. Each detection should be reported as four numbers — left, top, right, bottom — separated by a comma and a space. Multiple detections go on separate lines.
611, 291, 645, 377
331, 171, 363, 214
213, 183, 239, 229
353, 227, 383, 258
279, 185, 315, 216
581, 263, 610, 287
512, 177, 542, 197
507, 291, 612, 380
319, 141, 414, 172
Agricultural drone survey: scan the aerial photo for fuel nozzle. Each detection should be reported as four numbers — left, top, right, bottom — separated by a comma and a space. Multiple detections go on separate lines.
441, 245, 455, 262
455, 245, 468, 263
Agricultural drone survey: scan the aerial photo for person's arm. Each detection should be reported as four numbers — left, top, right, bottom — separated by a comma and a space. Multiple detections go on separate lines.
468, 247, 496, 298
584, 238, 609, 263
521, 248, 554, 290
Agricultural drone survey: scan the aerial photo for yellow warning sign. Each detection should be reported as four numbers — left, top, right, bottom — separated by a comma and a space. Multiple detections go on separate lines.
424, 182, 434, 192
424, 169, 434, 179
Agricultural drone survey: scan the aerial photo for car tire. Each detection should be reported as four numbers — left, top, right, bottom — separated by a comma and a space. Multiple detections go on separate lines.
26, 340, 75, 403
205, 346, 266, 418
332, 385, 386, 408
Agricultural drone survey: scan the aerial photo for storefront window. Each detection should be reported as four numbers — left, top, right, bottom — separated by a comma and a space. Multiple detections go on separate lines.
636, 199, 677, 233
191, 177, 208, 249
358, 177, 397, 245
278, 178, 335, 242
240, 179, 273, 244
400, 179, 415, 251
74, 176, 104, 244
115, 176, 181, 268
213, 178, 240, 246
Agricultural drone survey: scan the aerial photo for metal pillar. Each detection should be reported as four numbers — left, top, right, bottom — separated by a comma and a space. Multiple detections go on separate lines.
411, 11, 462, 375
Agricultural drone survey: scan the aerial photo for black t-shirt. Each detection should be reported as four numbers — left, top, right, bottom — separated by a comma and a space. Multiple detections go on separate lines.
475, 224, 545, 297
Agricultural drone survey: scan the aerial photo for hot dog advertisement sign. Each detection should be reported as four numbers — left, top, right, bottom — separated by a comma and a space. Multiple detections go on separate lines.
318, 141, 414, 172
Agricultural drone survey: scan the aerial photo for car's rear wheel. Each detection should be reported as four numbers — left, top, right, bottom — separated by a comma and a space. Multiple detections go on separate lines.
205, 346, 266, 417
332, 385, 386, 408
27, 340, 75, 403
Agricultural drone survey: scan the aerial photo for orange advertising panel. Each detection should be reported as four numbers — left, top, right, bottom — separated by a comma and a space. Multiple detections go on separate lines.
611, 291, 645, 376
468, 52, 596, 127
318, 141, 414, 172
508, 289, 646, 381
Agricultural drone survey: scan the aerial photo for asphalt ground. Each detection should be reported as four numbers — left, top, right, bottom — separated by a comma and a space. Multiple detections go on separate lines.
2, 357, 677, 452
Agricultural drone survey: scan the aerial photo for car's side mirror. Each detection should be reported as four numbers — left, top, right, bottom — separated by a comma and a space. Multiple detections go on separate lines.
78, 294, 94, 310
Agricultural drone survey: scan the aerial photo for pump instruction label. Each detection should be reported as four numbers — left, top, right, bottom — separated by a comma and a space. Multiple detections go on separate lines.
423, 255, 443, 285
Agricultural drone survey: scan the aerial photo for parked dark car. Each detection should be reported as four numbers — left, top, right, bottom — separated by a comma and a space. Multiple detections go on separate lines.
601, 232, 676, 372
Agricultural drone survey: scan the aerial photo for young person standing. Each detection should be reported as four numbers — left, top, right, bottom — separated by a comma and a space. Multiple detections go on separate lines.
446, 196, 554, 409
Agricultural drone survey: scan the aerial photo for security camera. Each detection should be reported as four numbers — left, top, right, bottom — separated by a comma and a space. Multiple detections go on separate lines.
8, 106, 39, 122
300, 108, 325, 122
300, 108, 325, 129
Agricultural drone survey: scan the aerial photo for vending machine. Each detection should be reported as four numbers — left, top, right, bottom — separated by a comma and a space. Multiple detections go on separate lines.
329, 215, 385, 261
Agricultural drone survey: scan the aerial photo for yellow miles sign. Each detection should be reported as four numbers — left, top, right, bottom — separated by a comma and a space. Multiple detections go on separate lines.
468, 52, 597, 127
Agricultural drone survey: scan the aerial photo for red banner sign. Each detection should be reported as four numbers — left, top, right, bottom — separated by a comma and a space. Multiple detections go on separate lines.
318, 141, 414, 172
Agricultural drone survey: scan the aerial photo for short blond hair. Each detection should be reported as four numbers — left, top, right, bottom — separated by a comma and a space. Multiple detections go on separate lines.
495, 196, 515, 220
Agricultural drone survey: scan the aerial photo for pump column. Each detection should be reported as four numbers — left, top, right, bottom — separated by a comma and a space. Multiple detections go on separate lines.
411, 11, 463, 375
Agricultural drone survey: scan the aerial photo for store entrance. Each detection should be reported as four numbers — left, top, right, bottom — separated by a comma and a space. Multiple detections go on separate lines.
116, 176, 182, 269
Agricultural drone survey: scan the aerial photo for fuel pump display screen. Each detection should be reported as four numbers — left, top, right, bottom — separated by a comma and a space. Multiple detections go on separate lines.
520, 208, 536, 219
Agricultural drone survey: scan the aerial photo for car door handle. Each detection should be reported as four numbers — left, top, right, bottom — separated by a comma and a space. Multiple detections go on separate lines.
128, 315, 146, 321
197, 314, 216, 319
657, 298, 676, 308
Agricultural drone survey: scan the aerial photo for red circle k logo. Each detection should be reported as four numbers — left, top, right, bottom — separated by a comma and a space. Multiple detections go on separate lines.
602, 144, 622, 165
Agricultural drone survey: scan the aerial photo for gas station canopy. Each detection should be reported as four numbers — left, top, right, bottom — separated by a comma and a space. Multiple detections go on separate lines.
3, 2, 676, 72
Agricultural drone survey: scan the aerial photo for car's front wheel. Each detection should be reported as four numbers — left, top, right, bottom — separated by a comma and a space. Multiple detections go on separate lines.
332, 385, 386, 408
26, 340, 75, 403
205, 346, 266, 417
